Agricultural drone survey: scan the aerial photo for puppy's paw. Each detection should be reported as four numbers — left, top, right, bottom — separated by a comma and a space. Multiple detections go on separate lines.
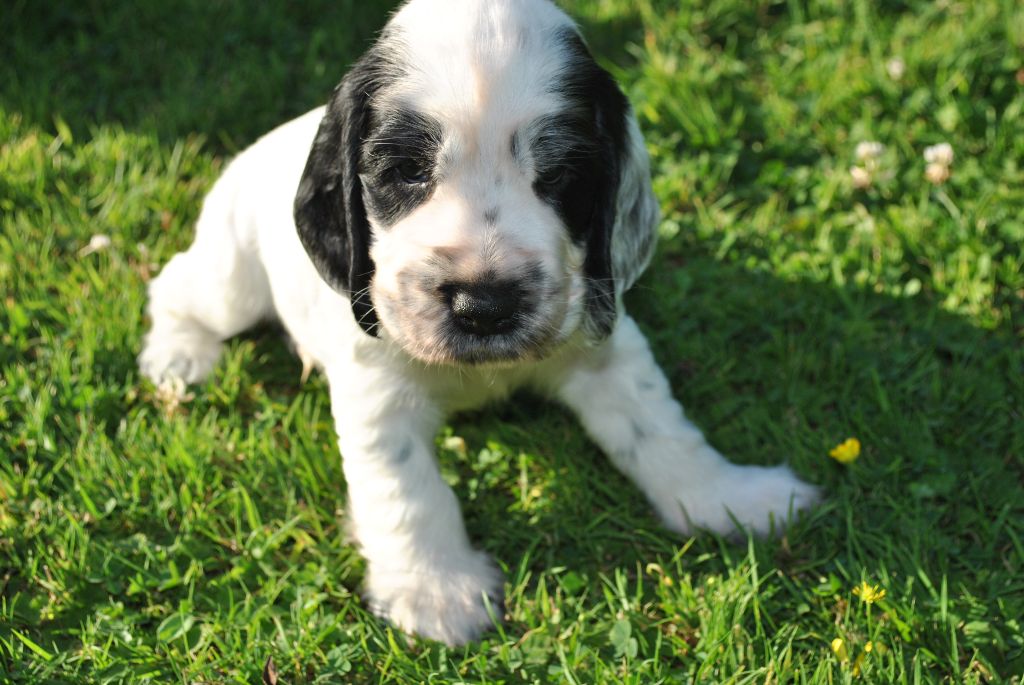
365, 551, 504, 646
655, 464, 819, 538
138, 329, 221, 385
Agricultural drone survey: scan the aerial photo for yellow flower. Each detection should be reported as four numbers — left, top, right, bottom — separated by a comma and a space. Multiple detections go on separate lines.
829, 438, 861, 463
852, 581, 887, 604
831, 638, 849, 662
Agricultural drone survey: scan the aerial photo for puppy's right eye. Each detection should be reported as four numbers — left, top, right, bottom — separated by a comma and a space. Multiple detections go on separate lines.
534, 165, 572, 189
393, 159, 431, 185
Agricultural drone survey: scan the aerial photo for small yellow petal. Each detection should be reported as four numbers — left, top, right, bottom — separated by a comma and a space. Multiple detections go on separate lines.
831, 638, 849, 662
829, 438, 861, 463
852, 581, 887, 604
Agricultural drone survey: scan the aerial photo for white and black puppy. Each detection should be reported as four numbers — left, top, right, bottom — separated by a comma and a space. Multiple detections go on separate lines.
139, 0, 818, 645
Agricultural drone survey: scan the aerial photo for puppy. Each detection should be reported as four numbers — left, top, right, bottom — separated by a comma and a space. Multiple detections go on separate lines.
139, 0, 818, 645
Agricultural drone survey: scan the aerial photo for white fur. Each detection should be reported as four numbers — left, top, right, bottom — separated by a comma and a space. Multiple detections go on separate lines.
139, 0, 818, 646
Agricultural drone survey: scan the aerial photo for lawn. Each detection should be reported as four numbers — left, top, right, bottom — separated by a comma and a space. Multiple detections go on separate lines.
2, 0, 1022, 682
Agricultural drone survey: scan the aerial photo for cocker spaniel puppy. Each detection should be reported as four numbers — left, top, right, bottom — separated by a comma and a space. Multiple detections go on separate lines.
139, 0, 818, 645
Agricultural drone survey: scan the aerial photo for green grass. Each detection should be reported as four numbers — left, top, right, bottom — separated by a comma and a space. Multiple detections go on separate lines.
2, 0, 1023, 682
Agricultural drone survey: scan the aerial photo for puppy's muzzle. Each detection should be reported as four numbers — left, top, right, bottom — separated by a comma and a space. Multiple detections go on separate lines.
441, 281, 524, 336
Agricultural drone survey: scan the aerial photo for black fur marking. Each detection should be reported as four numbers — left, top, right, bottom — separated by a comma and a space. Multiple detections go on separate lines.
484, 207, 499, 225
529, 111, 602, 243
361, 108, 444, 227
529, 27, 630, 339
294, 40, 405, 336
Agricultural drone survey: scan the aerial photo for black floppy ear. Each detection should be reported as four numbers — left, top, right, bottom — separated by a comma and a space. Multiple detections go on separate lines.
294, 61, 380, 335
564, 34, 659, 339
580, 70, 627, 339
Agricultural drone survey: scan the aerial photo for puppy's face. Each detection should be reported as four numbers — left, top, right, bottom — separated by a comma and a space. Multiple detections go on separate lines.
364, 61, 603, 365
295, 0, 658, 365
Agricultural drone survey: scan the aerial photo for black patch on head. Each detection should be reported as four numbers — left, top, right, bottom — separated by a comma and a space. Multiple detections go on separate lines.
483, 207, 499, 225
527, 27, 630, 339
360, 108, 444, 227
294, 39, 406, 336
529, 111, 602, 240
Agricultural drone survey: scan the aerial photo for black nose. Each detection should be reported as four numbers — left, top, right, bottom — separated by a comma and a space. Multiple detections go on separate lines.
443, 282, 521, 336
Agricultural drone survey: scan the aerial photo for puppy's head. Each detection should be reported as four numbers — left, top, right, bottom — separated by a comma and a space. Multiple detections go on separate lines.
295, 0, 658, 365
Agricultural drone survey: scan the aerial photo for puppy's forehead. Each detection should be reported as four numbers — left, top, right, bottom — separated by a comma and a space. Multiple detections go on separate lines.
380, 0, 580, 125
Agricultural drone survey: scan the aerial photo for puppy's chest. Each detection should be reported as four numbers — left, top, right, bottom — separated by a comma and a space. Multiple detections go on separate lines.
422, 365, 539, 413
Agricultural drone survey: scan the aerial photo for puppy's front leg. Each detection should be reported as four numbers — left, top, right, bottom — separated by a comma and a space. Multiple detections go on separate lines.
554, 317, 819, 537
328, 365, 501, 646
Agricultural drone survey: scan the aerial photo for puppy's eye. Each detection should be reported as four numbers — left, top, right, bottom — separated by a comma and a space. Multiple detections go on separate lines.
535, 166, 571, 188
393, 159, 431, 185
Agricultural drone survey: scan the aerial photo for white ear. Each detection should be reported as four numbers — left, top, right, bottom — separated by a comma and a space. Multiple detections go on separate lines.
611, 111, 659, 295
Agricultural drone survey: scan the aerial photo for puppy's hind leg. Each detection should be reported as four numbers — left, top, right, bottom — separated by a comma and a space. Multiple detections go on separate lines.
139, 184, 273, 385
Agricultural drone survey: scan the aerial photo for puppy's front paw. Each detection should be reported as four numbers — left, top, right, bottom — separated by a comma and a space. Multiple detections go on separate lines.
365, 551, 504, 646
655, 464, 819, 537
138, 329, 221, 385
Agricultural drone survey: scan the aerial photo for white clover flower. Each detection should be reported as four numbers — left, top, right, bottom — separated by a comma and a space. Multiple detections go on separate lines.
925, 162, 951, 185
77, 233, 112, 257
924, 142, 954, 167
886, 57, 906, 81
855, 141, 885, 163
849, 165, 873, 189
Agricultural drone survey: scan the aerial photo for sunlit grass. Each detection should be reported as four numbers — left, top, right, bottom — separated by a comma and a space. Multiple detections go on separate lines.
2, 0, 1022, 682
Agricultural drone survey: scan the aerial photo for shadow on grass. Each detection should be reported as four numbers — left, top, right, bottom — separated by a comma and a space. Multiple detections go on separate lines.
0, 0, 396, 150
0, 1, 649, 152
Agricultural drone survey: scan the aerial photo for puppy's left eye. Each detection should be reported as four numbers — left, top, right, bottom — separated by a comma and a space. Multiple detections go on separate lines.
393, 159, 432, 185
